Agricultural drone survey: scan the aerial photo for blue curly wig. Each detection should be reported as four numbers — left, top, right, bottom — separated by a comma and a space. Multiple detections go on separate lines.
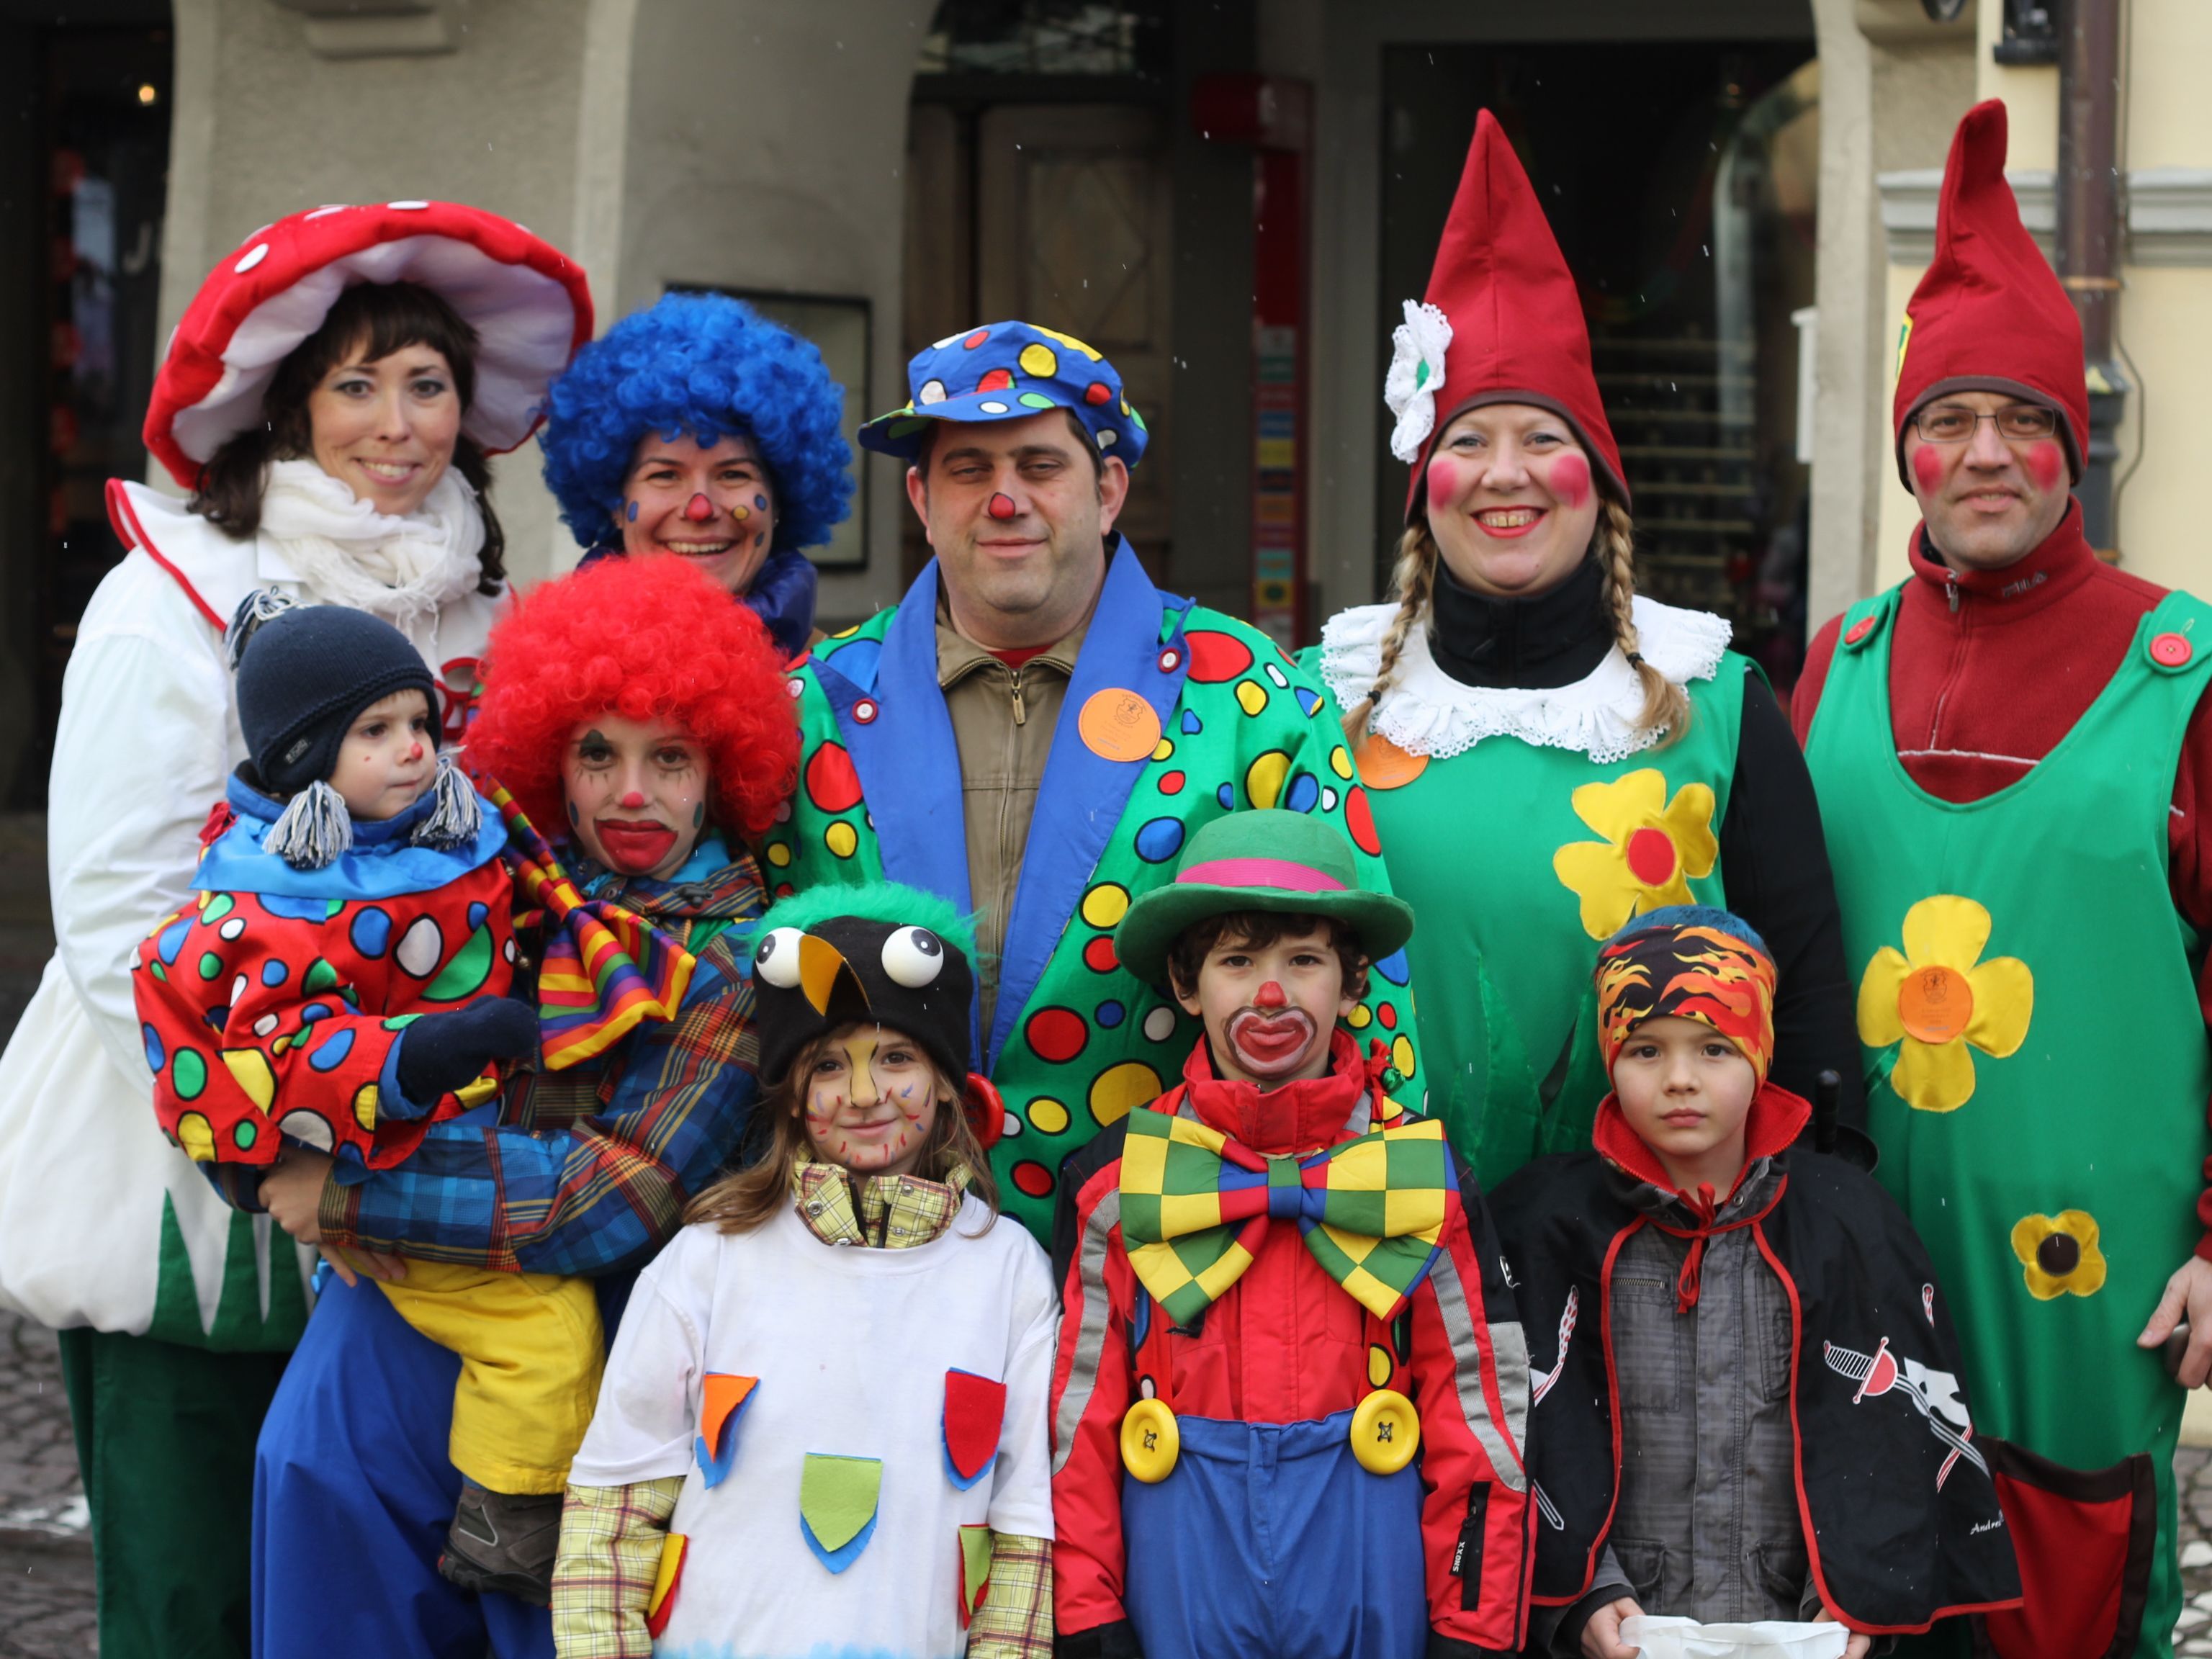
539, 292, 855, 552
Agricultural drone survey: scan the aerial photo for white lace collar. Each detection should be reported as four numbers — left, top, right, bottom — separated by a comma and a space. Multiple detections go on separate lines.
1318, 593, 1731, 764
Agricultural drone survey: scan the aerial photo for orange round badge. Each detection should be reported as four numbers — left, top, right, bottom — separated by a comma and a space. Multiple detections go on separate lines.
1897, 964, 1974, 1045
1355, 732, 1429, 791
1079, 688, 1163, 762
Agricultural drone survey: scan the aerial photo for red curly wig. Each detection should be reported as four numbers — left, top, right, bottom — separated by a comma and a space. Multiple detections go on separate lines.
466, 554, 799, 843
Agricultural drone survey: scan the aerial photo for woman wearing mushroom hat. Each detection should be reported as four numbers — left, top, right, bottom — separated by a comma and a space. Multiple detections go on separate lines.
0, 201, 589, 1659
539, 289, 853, 661
1304, 114, 1862, 1190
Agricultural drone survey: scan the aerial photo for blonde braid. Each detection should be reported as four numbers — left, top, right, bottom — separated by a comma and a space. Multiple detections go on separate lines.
1596, 498, 1690, 747
1339, 523, 1438, 746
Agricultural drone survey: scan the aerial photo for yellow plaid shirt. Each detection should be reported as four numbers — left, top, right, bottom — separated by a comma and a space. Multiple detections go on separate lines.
549, 1159, 1052, 1658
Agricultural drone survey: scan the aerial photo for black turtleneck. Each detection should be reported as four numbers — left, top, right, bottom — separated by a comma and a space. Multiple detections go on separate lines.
1424, 556, 1869, 1155
1429, 555, 1614, 688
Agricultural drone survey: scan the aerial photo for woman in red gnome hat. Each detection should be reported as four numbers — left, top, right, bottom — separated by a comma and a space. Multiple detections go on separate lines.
1305, 112, 1860, 1192
0, 202, 589, 1659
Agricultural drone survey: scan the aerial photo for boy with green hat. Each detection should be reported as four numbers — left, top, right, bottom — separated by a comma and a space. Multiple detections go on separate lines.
1047, 809, 1532, 1659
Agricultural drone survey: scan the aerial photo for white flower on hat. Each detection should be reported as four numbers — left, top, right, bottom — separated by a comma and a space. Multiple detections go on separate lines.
1382, 300, 1453, 464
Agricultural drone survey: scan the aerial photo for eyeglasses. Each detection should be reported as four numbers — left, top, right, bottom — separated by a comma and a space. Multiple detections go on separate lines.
1910, 404, 2061, 444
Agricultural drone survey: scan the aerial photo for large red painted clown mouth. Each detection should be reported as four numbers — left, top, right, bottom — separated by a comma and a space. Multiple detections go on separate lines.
594, 818, 679, 873
1225, 1006, 1320, 1081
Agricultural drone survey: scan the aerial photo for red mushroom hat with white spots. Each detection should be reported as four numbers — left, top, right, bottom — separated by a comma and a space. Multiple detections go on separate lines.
145, 200, 594, 490
1892, 100, 2087, 486
1383, 109, 1624, 522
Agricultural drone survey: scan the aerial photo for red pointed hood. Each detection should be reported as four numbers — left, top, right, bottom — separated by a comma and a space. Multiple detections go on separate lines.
1893, 100, 2087, 487
1388, 109, 1624, 523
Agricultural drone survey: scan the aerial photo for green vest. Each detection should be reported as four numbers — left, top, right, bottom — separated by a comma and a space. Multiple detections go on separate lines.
1363, 662, 1746, 1187
1806, 585, 2212, 1659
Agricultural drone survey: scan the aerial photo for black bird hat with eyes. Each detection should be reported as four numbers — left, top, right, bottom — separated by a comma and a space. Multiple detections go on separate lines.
750, 881, 1001, 1145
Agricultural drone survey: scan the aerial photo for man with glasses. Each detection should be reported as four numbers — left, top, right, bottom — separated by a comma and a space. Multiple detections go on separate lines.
1794, 102, 2212, 1659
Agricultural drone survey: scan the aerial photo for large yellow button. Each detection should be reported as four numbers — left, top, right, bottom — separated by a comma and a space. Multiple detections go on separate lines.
1119, 1398, 1180, 1483
1351, 1388, 1419, 1475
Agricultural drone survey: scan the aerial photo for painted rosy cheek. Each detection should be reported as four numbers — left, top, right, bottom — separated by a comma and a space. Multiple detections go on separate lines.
1425, 455, 1462, 514
1910, 444, 1948, 495
2026, 439, 2064, 493
1545, 451, 1591, 511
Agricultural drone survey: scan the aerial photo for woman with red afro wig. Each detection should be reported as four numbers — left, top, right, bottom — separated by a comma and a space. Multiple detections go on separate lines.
467, 552, 799, 847
251, 539, 802, 1651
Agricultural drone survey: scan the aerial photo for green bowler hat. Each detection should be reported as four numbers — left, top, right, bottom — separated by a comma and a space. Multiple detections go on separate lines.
1114, 809, 1415, 989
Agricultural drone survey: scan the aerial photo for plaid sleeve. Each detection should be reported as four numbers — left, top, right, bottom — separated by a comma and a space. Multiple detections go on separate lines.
549, 1475, 683, 1659
967, 1532, 1053, 1659
320, 945, 759, 1275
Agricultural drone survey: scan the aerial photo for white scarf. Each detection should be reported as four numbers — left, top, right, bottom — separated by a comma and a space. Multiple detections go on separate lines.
256, 458, 489, 655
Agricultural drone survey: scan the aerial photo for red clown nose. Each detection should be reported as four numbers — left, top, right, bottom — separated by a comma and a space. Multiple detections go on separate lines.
684, 492, 714, 522
987, 492, 1017, 521
1254, 981, 1287, 1010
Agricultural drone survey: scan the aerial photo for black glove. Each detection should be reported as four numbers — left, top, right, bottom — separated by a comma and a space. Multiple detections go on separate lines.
392, 997, 539, 1112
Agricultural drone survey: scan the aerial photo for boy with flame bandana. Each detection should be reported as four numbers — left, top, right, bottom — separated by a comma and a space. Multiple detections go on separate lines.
1491, 909, 2018, 1657
1048, 810, 1532, 1659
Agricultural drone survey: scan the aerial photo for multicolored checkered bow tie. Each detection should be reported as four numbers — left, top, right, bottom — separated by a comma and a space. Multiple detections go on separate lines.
1118, 1107, 1459, 1325
490, 784, 696, 1070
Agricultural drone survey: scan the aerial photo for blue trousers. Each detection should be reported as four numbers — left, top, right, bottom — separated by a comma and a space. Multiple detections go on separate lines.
251, 1272, 553, 1659
1123, 1410, 1428, 1659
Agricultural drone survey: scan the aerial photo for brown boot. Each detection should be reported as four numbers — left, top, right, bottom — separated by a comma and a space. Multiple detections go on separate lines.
436, 1479, 564, 1606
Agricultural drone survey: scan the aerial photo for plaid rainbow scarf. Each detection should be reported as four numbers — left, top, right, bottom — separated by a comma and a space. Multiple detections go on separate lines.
490, 783, 697, 1071
1118, 1107, 1459, 1324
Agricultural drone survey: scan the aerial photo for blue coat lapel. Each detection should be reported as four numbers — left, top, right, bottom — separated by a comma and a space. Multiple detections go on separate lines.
821, 559, 971, 914
989, 539, 1191, 1068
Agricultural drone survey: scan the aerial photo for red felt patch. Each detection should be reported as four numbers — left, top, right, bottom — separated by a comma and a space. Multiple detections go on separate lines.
1625, 826, 1678, 887
804, 743, 864, 814
976, 367, 1015, 392
1345, 786, 1381, 856
1184, 630, 1255, 684
943, 1370, 1008, 1484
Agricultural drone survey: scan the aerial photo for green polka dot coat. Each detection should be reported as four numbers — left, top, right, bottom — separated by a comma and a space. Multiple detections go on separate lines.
760, 542, 1424, 1242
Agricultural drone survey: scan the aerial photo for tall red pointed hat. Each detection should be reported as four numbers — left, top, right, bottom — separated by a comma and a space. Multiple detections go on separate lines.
1385, 109, 1624, 523
1893, 100, 2087, 485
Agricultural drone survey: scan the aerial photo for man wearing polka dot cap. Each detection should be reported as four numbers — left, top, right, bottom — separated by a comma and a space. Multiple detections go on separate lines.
763, 320, 1424, 1243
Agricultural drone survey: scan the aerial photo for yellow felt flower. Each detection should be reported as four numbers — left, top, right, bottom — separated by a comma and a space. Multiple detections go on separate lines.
1856, 896, 2033, 1114
2010, 1210, 2106, 1300
1551, 769, 1719, 939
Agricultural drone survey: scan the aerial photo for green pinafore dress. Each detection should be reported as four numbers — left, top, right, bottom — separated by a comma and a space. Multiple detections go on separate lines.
1315, 600, 1746, 1189
1805, 586, 2212, 1659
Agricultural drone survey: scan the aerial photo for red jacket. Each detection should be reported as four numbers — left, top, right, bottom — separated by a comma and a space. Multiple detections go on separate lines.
1046, 1033, 1532, 1653
1793, 502, 2212, 1256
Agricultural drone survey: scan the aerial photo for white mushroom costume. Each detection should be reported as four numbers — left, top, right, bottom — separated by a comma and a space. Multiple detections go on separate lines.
0, 202, 590, 1349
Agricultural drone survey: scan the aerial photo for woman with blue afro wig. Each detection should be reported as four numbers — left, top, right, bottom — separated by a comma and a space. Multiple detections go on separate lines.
540, 292, 853, 658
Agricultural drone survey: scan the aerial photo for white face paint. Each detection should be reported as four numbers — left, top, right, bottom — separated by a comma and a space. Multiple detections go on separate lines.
799, 1022, 949, 1178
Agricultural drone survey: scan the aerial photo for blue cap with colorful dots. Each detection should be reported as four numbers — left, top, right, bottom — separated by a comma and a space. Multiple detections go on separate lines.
856, 320, 1148, 469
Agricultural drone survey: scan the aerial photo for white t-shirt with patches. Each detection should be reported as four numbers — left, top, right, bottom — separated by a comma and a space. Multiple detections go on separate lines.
571, 1197, 1056, 1659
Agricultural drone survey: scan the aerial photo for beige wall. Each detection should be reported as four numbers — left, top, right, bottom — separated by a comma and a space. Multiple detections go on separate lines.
1861, 0, 2212, 600
158, 0, 927, 609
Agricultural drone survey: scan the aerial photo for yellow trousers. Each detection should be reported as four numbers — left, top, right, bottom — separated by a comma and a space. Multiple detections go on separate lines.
370, 1260, 604, 1496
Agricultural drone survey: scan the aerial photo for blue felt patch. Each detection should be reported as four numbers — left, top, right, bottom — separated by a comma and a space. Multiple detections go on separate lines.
799, 1509, 878, 1574
942, 1440, 997, 1493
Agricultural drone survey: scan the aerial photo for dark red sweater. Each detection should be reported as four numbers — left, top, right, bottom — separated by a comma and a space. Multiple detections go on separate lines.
1792, 503, 2212, 1258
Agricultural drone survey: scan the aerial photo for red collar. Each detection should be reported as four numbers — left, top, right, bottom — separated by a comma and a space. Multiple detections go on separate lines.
1590, 1079, 1809, 1203
1173, 1029, 1382, 1156
1906, 498, 2096, 621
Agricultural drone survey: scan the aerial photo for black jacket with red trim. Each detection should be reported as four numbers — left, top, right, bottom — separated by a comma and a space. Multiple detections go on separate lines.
1488, 1085, 2021, 1637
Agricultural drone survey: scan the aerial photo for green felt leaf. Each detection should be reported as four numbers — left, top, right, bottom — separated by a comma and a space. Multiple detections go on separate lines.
960, 1524, 994, 1610
798, 1454, 881, 1552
